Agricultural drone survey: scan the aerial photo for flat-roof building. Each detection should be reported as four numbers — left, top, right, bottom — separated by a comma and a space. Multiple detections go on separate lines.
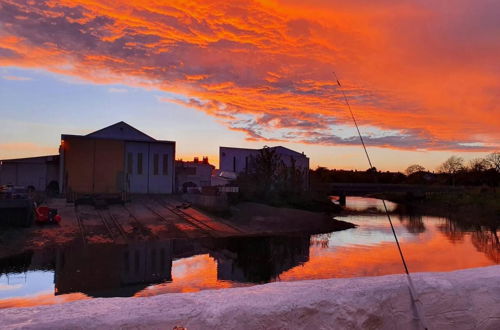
0, 155, 60, 192
219, 145, 310, 189
219, 146, 309, 173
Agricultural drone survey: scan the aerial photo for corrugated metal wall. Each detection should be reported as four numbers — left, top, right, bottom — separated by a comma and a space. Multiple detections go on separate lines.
64, 137, 124, 194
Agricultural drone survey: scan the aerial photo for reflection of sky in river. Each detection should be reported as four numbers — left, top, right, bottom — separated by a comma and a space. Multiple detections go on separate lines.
325, 215, 426, 248
0, 271, 53, 299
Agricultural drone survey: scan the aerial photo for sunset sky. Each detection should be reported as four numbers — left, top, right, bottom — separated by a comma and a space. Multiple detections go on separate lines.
1, 0, 499, 171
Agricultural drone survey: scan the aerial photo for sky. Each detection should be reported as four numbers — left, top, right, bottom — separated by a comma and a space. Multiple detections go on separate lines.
0, 0, 499, 171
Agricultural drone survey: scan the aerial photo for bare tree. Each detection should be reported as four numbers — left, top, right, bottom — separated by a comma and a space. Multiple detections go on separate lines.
437, 156, 464, 174
485, 152, 500, 172
468, 158, 489, 172
405, 164, 426, 175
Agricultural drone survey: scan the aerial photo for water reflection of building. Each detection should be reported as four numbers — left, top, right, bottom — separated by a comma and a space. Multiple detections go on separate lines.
0, 251, 33, 275
55, 241, 174, 297
211, 236, 310, 283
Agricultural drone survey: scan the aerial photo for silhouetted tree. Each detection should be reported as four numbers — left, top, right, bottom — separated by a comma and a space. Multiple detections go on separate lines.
237, 147, 306, 203
485, 152, 500, 172
468, 158, 489, 172
438, 156, 465, 185
438, 156, 464, 174
405, 164, 425, 175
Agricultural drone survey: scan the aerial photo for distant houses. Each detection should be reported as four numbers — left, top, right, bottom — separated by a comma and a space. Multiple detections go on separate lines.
0, 121, 310, 196
175, 157, 214, 192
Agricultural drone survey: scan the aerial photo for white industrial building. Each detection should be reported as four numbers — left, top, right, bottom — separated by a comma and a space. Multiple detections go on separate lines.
60, 121, 176, 195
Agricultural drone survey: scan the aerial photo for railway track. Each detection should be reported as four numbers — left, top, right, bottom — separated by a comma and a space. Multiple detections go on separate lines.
121, 203, 159, 239
74, 205, 87, 245
153, 198, 217, 235
141, 202, 187, 236
152, 197, 243, 237
96, 209, 127, 242
75, 204, 125, 244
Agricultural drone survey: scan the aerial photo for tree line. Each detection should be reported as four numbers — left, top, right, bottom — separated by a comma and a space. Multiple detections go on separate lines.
311, 152, 500, 186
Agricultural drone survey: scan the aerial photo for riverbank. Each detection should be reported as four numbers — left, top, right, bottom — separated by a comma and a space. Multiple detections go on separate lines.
0, 196, 354, 259
228, 202, 355, 234
1, 265, 498, 329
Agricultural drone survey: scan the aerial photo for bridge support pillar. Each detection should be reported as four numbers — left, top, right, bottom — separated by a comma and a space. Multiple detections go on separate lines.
338, 193, 346, 206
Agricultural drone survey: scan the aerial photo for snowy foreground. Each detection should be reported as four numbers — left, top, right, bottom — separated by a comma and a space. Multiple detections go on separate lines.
1, 266, 499, 330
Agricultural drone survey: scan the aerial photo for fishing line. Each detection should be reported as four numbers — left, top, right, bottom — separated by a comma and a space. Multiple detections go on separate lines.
333, 72, 429, 330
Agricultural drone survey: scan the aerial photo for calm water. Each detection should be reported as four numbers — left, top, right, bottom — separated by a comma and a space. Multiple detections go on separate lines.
1, 197, 498, 309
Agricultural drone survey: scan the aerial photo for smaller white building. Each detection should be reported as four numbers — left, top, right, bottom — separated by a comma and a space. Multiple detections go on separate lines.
219, 146, 309, 173
219, 146, 310, 187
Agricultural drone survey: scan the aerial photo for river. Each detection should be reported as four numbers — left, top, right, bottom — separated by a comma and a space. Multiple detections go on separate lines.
1, 196, 498, 308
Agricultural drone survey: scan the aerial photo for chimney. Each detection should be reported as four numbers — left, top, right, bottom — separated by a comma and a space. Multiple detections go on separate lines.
194, 157, 199, 163
202, 156, 209, 164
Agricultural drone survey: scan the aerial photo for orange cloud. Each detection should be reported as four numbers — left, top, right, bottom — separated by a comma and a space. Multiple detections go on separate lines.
0, 0, 498, 151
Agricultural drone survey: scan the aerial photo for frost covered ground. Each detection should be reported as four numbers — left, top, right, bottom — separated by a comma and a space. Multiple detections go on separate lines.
1, 266, 499, 330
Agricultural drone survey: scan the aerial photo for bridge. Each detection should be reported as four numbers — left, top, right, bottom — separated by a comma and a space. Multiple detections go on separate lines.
326, 183, 462, 205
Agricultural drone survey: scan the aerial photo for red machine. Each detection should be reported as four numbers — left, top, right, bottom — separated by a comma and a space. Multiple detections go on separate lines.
35, 206, 62, 224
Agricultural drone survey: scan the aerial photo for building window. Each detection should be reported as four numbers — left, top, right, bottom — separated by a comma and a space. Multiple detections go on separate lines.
137, 153, 143, 174
233, 156, 236, 172
245, 156, 248, 173
162, 154, 168, 175
127, 153, 133, 174
153, 154, 159, 175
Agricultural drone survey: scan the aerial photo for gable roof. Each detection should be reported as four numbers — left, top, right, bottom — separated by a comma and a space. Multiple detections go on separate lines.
86, 121, 156, 142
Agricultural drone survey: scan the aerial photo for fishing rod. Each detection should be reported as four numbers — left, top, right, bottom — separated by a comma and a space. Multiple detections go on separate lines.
333, 72, 429, 330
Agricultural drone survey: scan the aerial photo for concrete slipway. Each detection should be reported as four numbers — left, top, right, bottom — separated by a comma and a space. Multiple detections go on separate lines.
0, 266, 498, 329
